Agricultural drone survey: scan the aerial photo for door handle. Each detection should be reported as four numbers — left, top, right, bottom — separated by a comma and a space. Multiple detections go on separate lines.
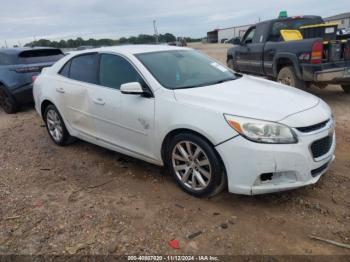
56, 87, 65, 93
93, 98, 105, 105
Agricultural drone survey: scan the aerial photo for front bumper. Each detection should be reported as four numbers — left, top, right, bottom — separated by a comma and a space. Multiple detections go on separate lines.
216, 125, 336, 195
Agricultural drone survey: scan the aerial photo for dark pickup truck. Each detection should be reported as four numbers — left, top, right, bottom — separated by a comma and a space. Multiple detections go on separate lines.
227, 16, 350, 93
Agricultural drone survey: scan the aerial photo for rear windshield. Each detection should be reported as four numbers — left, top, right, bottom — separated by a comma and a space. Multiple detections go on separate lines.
18, 49, 64, 64
270, 18, 323, 40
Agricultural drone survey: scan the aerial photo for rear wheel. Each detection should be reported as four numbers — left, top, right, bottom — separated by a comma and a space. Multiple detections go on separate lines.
341, 85, 350, 93
166, 133, 226, 197
0, 86, 18, 114
277, 66, 305, 89
44, 104, 75, 146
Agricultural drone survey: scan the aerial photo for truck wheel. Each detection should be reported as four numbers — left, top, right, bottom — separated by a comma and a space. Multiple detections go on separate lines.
341, 85, 350, 93
0, 86, 18, 114
227, 59, 234, 70
277, 66, 305, 89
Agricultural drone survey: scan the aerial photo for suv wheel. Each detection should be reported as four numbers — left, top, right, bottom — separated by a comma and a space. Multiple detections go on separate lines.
277, 66, 305, 89
44, 104, 75, 146
341, 85, 350, 93
0, 86, 18, 114
166, 133, 226, 197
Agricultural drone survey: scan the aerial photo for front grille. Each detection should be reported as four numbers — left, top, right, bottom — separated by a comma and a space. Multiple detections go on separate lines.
311, 161, 330, 177
297, 120, 329, 133
311, 135, 333, 159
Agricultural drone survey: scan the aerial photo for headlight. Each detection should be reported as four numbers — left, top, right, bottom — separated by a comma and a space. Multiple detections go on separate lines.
224, 114, 298, 144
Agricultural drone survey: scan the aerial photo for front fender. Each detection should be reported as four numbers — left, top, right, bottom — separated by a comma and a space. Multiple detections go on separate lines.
227, 47, 239, 61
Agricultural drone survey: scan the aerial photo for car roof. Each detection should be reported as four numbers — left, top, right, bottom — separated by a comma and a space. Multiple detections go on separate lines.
256, 15, 322, 26
76, 44, 192, 55
0, 47, 60, 55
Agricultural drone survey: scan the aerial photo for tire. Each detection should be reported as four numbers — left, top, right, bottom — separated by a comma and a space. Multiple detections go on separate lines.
341, 85, 350, 93
227, 58, 234, 70
165, 133, 226, 197
0, 86, 18, 114
277, 66, 305, 89
44, 104, 75, 146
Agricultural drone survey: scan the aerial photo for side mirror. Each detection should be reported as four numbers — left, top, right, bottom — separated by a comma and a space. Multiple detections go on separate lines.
233, 37, 241, 45
120, 82, 144, 95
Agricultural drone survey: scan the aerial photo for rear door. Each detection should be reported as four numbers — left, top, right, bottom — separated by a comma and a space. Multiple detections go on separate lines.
56, 53, 98, 138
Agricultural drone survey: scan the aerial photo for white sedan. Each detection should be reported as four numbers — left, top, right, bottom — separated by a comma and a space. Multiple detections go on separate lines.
33, 45, 335, 196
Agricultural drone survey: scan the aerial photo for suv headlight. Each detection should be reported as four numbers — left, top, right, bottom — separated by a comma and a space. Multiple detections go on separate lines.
224, 114, 298, 144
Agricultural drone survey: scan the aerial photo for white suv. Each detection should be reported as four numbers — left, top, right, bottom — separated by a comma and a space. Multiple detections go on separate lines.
33, 45, 335, 197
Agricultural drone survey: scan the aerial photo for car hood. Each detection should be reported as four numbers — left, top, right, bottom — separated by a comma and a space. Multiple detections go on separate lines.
173, 75, 320, 122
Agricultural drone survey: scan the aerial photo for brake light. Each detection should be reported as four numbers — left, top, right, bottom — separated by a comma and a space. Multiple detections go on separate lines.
32, 75, 38, 82
311, 41, 323, 64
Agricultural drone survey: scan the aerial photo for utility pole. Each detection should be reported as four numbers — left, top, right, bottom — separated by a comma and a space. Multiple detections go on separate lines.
4, 40, 8, 48
153, 20, 159, 44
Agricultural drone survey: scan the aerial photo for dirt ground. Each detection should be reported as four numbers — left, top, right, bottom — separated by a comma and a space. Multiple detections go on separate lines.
0, 43, 349, 256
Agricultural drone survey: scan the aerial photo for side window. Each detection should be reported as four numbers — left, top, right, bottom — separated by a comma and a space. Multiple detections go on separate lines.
69, 53, 98, 84
269, 22, 286, 42
99, 54, 142, 89
242, 27, 256, 44
59, 60, 71, 77
0, 53, 14, 65
253, 24, 266, 43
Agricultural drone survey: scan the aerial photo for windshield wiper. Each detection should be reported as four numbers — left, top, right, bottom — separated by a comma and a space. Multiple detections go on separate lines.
209, 78, 235, 85
176, 78, 236, 90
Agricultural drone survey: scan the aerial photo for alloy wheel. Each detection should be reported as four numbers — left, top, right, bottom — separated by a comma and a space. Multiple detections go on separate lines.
171, 141, 212, 191
46, 109, 63, 142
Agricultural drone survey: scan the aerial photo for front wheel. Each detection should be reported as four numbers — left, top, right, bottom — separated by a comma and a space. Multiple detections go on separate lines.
166, 133, 226, 197
341, 84, 350, 93
227, 59, 234, 70
277, 66, 305, 89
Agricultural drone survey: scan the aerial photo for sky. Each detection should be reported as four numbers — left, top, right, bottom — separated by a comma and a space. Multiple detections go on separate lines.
0, 0, 348, 46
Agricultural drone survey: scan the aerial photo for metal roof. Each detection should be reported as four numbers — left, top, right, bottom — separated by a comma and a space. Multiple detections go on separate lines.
70, 45, 191, 55
324, 12, 350, 21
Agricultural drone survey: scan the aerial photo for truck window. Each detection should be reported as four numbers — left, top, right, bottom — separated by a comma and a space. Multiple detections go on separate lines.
253, 23, 268, 43
242, 27, 256, 44
268, 18, 323, 42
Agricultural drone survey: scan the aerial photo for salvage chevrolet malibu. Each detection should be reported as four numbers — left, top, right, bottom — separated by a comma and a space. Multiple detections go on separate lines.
33, 45, 335, 196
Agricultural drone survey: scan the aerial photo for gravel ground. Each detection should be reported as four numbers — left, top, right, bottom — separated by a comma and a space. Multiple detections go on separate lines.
0, 43, 349, 256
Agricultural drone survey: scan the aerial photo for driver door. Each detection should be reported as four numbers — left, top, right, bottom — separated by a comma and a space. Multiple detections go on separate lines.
236, 26, 256, 73
88, 53, 156, 159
